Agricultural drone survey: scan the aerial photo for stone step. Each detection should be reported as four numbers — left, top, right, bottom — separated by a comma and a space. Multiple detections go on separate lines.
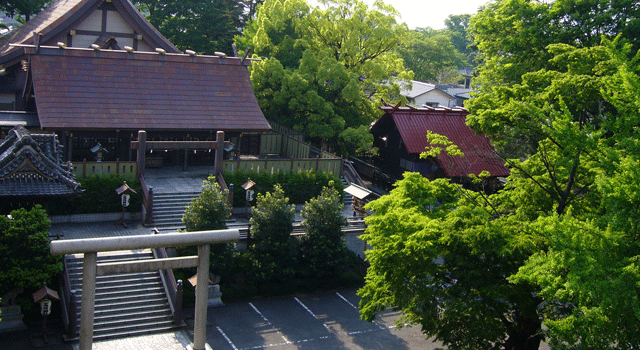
64, 249, 177, 341
92, 321, 178, 341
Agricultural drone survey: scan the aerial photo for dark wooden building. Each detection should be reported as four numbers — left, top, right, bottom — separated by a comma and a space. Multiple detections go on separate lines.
0, 126, 82, 213
0, 0, 271, 167
370, 102, 509, 188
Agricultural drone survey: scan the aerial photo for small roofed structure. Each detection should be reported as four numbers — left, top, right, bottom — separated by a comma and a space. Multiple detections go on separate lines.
0, 126, 82, 212
371, 101, 509, 190
344, 184, 376, 216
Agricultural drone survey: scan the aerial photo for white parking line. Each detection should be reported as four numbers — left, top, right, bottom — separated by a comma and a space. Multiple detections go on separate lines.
294, 296, 332, 331
249, 302, 291, 344
217, 326, 239, 350
336, 291, 386, 329
336, 292, 358, 309
249, 302, 269, 322
294, 297, 318, 319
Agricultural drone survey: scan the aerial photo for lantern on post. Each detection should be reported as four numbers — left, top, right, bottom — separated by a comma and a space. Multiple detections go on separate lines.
241, 178, 256, 218
115, 181, 138, 228
32, 283, 60, 344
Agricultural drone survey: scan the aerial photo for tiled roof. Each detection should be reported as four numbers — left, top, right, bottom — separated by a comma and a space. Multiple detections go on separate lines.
28, 47, 271, 132
379, 104, 509, 178
0, 0, 179, 64
0, 126, 82, 196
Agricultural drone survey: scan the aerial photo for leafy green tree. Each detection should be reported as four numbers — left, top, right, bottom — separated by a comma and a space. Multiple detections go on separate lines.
0, 0, 50, 21
182, 178, 233, 278
468, 0, 640, 91
359, 40, 640, 350
299, 185, 347, 279
238, 0, 412, 152
359, 173, 544, 350
134, 0, 243, 54
249, 185, 296, 282
0, 205, 62, 296
183, 178, 231, 231
445, 14, 475, 65
397, 28, 464, 83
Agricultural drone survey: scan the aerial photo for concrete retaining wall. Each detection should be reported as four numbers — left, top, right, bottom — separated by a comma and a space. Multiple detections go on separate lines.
50, 212, 141, 224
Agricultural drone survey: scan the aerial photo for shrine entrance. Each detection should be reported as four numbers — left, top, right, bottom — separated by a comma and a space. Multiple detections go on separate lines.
131, 130, 230, 177
50, 229, 240, 350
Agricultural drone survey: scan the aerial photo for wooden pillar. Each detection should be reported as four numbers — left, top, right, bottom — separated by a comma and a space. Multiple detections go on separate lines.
136, 130, 146, 179
214, 131, 224, 176
183, 149, 188, 172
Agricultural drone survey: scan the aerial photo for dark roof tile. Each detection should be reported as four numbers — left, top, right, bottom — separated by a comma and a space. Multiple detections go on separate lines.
30, 49, 270, 132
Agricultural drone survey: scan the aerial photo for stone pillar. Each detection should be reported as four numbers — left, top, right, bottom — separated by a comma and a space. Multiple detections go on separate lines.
193, 244, 210, 350
136, 130, 147, 179
79, 252, 97, 350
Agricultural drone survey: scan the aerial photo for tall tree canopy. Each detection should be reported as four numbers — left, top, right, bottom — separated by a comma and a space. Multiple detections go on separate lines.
360, 40, 640, 349
396, 27, 464, 83
444, 14, 475, 66
237, 0, 411, 154
134, 0, 244, 54
0, 0, 49, 21
359, 0, 640, 347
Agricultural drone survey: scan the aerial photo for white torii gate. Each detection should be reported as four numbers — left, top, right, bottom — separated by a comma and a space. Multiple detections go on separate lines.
50, 229, 240, 350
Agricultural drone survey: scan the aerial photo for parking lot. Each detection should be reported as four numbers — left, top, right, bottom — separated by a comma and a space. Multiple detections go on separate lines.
194, 287, 442, 350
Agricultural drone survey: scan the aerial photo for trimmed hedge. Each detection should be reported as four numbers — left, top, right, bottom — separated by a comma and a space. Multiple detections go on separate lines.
223, 169, 344, 206
47, 175, 142, 215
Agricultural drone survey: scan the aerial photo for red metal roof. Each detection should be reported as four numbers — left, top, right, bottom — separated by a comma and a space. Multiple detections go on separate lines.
381, 105, 509, 177
29, 47, 271, 132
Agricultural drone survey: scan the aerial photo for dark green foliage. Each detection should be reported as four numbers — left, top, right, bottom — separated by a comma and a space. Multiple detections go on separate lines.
181, 178, 235, 281
47, 175, 142, 215
183, 179, 231, 232
0, 0, 50, 21
0, 205, 62, 322
249, 185, 296, 283
397, 28, 464, 83
223, 169, 343, 206
299, 185, 348, 279
134, 0, 243, 54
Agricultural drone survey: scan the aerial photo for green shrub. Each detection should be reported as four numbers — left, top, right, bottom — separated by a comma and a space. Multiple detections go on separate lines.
47, 175, 142, 215
0, 206, 63, 323
223, 169, 343, 206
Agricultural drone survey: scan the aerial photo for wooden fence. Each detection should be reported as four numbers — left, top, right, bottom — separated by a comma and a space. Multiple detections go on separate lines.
221, 157, 342, 176
72, 160, 137, 178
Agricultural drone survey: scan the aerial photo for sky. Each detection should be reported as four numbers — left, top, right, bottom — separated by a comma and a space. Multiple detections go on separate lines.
380, 0, 490, 29
313, 0, 491, 30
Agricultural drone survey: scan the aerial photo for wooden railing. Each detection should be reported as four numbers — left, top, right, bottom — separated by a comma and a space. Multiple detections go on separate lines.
152, 237, 183, 325
72, 159, 137, 178
140, 175, 153, 225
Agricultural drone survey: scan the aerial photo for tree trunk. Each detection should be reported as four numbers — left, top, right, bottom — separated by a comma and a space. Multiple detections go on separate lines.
503, 310, 543, 350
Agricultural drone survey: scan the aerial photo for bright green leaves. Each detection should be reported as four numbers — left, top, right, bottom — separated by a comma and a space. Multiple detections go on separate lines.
513, 215, 640, 349
359, 173, 545, 349
239, 0, 410, 152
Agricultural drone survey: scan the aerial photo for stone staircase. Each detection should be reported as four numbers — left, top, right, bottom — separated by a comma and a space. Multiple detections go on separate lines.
65, 250, 181, 341
152, 191, 201, 227
341, 176, 353, 207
